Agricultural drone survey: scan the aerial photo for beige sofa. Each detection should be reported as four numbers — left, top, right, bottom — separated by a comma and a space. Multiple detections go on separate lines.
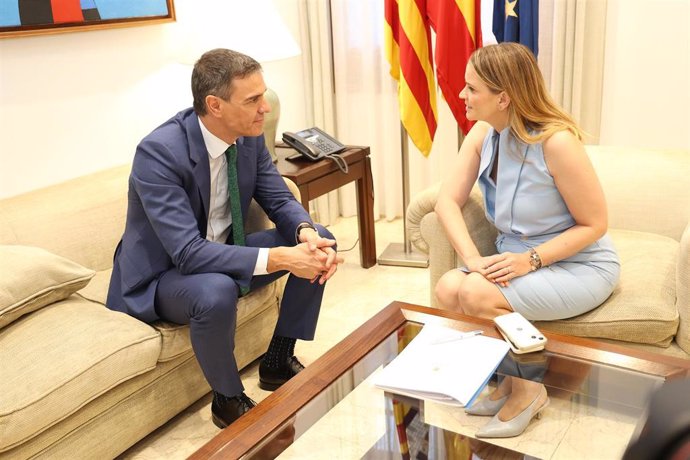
407, 145, 690, 359
0, 165, 295, 458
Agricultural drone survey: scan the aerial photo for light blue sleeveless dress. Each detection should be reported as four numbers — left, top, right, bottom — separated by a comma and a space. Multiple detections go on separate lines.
474, 128, 620, 320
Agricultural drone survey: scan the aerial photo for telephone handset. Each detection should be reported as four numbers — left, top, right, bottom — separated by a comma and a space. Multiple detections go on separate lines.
282, 127, 346, 161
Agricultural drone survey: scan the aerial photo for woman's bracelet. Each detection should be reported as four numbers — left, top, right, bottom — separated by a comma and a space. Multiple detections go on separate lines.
528, 248, 543, 271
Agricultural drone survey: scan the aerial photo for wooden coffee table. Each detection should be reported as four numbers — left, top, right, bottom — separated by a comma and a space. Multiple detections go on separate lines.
190, 302, 690, 459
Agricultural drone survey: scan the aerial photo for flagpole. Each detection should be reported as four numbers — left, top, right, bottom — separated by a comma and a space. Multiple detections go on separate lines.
377, 123, 429, 268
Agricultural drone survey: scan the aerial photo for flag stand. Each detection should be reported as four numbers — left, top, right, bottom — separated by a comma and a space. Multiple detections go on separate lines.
377, 123, 429, 268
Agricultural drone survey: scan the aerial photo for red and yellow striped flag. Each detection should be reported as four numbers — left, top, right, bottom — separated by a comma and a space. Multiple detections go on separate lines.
384, 0, 438, 157
427, 0, 482, 135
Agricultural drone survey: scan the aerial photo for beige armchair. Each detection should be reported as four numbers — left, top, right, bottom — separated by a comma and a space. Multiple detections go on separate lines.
407, 145, 690, 359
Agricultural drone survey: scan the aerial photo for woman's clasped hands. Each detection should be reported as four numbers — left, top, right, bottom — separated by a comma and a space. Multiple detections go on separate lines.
465, 252, 532, 287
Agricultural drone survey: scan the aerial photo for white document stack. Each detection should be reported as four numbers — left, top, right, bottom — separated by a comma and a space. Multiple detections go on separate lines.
374, 324, 510, 406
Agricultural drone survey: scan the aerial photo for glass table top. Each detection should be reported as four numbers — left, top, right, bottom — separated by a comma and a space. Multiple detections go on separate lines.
191, 302, 690, 460
252, 322, 664, 459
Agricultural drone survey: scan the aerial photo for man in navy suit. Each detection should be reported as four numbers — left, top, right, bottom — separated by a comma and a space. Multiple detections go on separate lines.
107, 49, 343, 428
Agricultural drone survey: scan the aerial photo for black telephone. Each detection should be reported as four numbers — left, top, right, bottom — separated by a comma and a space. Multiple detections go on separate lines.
282, 127, 346, 161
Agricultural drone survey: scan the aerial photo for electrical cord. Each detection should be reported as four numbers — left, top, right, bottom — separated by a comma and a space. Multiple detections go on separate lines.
323, 222, 359, 252
338, 238, 359, 252
326, 153, 349, 174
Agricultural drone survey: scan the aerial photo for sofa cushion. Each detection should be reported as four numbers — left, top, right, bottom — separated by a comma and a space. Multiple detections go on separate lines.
0, 245, 95, 328
0, 296, 160, 451
535, 229, 679, 346
78, 268, 282, 363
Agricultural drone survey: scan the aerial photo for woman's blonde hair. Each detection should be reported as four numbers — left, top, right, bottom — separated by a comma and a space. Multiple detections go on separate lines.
469, 43, 584, 144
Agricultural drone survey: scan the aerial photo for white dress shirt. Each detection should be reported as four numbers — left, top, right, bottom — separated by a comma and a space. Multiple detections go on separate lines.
199, 118, 268, 275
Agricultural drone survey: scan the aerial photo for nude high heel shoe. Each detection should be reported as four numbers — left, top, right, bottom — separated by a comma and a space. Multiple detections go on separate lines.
475, 392, 550, 438
465, 395, 508, 416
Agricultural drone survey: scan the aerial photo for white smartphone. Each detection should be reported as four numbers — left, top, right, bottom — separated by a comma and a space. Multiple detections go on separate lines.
493, 312, 547, 354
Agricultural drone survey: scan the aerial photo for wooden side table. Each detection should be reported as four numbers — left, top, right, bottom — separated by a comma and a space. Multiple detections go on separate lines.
275, 145, 376, 268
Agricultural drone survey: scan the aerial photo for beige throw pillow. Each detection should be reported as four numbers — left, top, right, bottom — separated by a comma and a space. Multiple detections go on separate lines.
0, 246, 95, 328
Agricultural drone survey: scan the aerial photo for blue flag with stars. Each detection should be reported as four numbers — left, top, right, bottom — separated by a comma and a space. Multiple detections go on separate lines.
493, 0, 539, 57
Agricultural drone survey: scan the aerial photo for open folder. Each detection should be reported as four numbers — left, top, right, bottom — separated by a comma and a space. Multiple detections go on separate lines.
374, 324, 510, 407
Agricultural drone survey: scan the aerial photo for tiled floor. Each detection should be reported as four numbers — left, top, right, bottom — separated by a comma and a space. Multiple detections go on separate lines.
118, 216, 432, 459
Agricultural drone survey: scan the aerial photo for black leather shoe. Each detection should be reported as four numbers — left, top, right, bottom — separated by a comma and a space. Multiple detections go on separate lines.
259, 356, 305, 391
211, 391, 256, 429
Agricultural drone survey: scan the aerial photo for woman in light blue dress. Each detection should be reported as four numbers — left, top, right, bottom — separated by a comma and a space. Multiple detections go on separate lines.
434, 43, 620, 439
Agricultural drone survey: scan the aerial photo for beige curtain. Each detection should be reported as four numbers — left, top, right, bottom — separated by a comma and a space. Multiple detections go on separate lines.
296, 0, 341, 225
538, 0, 608, 144
297, 0, 479, 222
329, 0, 460, 221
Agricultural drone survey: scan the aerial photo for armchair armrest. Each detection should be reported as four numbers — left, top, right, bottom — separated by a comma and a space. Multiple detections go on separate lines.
407, 184, 497, 307
676, 221, 690, 355
407, 183, 441, 254
420, 212, 456, 308
460, 187, 499, 261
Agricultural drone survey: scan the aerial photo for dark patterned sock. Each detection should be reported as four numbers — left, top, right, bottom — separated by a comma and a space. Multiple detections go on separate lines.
263, 335, 296, 368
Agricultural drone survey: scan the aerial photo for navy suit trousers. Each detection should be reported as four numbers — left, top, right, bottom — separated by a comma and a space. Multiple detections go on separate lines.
154, 225, 333, 397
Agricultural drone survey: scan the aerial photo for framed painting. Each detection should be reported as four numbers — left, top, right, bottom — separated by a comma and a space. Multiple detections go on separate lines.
0, 0, 175, 38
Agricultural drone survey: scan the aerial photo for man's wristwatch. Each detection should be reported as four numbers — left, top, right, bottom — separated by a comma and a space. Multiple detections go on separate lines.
295, 222, 317, 242
528, 248, 542, 271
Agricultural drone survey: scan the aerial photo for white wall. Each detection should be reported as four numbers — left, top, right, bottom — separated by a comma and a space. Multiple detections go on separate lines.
599, 0, 690, 149
0, 25, 180, 198
0, 0, 308, 198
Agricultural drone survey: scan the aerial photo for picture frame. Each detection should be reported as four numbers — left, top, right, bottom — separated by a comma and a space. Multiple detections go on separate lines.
0, 1, 175, 39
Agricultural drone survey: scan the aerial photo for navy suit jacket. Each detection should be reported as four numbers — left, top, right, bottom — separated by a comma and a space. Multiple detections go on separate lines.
106, 108, 312, 322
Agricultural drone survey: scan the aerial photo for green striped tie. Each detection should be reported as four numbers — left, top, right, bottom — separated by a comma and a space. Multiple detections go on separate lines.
225, 144, 249, 296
